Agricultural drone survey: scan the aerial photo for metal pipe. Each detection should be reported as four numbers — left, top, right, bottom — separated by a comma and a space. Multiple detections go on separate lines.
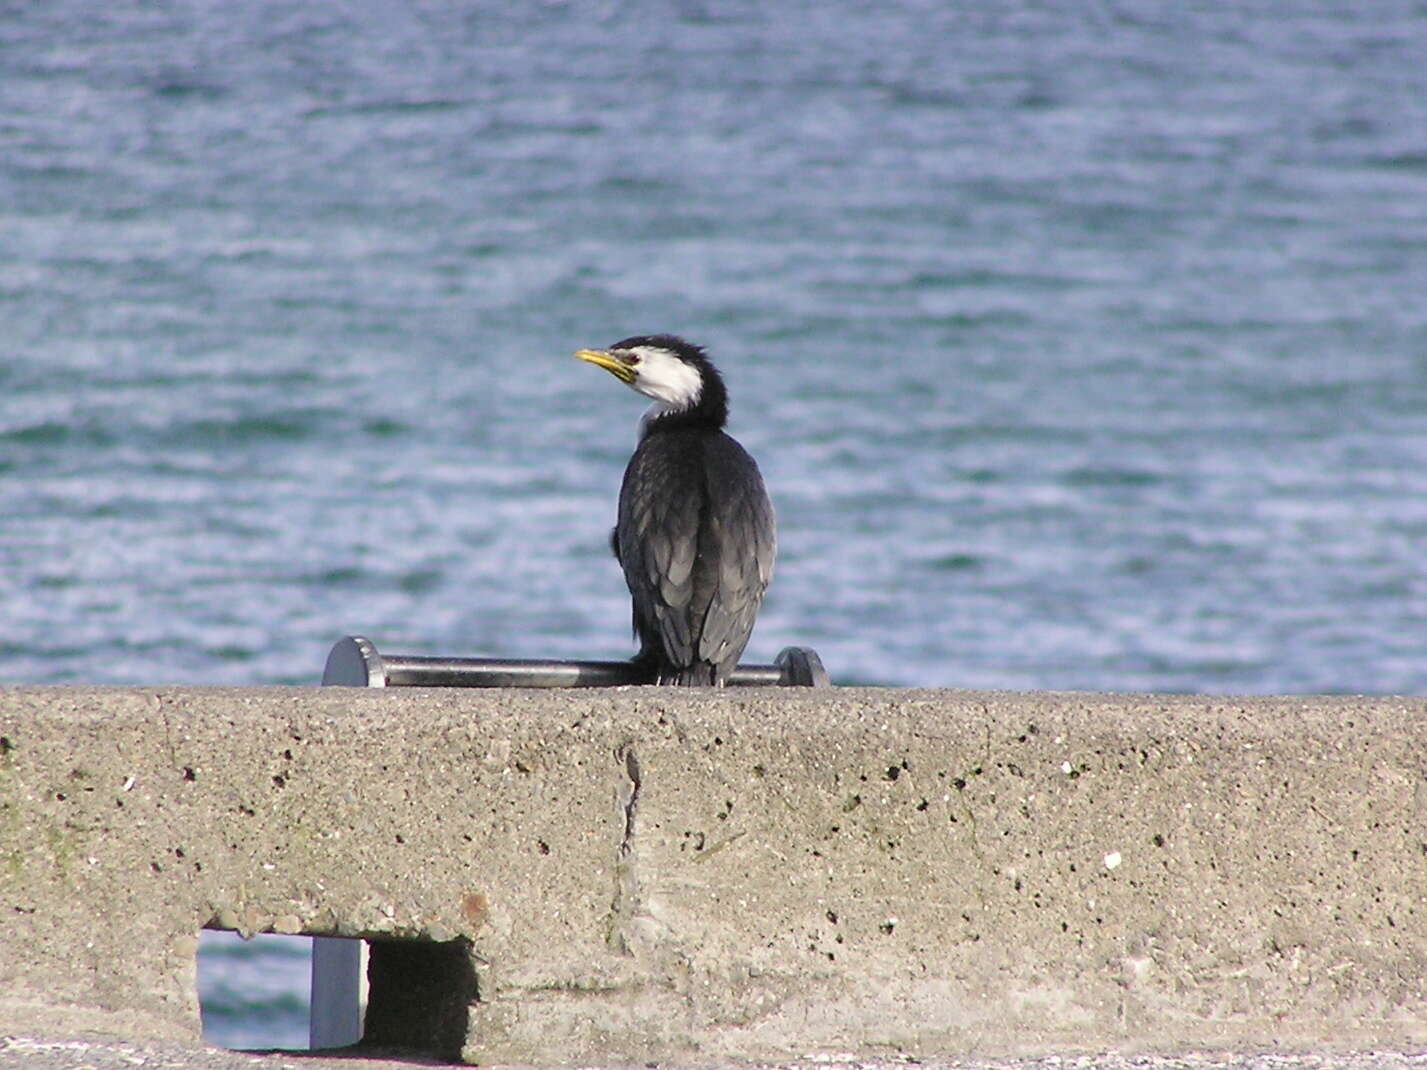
383, 656, 787, 688
322, 637, 829, 689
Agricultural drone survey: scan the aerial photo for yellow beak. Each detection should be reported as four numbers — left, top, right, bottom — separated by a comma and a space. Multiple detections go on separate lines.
573, 348, 637, 385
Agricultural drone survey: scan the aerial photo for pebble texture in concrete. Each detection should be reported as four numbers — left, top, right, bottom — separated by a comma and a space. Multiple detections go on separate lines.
3, 1034, 1427, 1070
0, 686, 1424, 1065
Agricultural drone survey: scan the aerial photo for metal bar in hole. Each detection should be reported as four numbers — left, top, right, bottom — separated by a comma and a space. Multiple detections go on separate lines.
310, 937, 366, 1050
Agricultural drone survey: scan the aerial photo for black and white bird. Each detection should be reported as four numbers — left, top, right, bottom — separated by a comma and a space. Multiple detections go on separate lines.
574, 335, 775, 685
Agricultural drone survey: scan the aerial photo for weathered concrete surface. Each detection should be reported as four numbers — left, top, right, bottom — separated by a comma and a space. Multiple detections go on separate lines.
2, 1034, 1427, 1070
0, 686, 1424, 1065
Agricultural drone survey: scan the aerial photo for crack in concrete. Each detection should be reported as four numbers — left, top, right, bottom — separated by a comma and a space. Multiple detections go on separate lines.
607, 741, 641, 954
155, 695, 180, 773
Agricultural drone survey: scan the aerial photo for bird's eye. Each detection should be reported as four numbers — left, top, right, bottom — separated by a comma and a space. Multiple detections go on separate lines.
622, 352, 641, 365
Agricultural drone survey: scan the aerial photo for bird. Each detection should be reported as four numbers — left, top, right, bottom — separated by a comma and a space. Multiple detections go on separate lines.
574, 334, 775, 686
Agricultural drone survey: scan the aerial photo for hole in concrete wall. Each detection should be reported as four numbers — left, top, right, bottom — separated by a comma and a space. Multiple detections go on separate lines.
197, 931, 314, 1050
197, 928, 473, 1062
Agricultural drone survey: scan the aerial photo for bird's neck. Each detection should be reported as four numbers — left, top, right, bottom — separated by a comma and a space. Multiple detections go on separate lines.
640, 395, 727, 437
639, 362, 729, 436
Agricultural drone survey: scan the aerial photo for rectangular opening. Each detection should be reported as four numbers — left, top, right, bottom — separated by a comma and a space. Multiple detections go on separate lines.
198, 928, 467, 1060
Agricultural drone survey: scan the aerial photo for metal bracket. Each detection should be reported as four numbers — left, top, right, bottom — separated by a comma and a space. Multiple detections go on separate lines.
322, 636, 831, 688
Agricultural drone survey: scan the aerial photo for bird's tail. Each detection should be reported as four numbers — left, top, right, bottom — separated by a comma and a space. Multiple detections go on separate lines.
631, 650, 725, 686
662, 662, 720, 687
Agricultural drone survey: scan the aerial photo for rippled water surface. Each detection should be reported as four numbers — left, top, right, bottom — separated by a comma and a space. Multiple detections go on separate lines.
4, 0, 1426, 1049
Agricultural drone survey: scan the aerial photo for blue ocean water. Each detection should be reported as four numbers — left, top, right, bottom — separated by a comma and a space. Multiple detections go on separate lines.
4, 0, 1426, 1050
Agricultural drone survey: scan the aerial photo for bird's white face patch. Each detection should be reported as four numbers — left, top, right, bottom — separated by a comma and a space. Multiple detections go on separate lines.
616, 345, 704, 413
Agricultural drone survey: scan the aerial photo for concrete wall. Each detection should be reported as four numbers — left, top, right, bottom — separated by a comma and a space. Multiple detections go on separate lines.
0, 685, 1424, 1064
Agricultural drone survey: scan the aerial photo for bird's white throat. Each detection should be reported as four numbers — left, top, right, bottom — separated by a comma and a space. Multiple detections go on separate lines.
625, 345, 704, 413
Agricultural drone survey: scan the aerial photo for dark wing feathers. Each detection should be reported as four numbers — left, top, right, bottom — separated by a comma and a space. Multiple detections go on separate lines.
617, 435, 701, 667
616, 428, 774, 682
696, 442, 775, 668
